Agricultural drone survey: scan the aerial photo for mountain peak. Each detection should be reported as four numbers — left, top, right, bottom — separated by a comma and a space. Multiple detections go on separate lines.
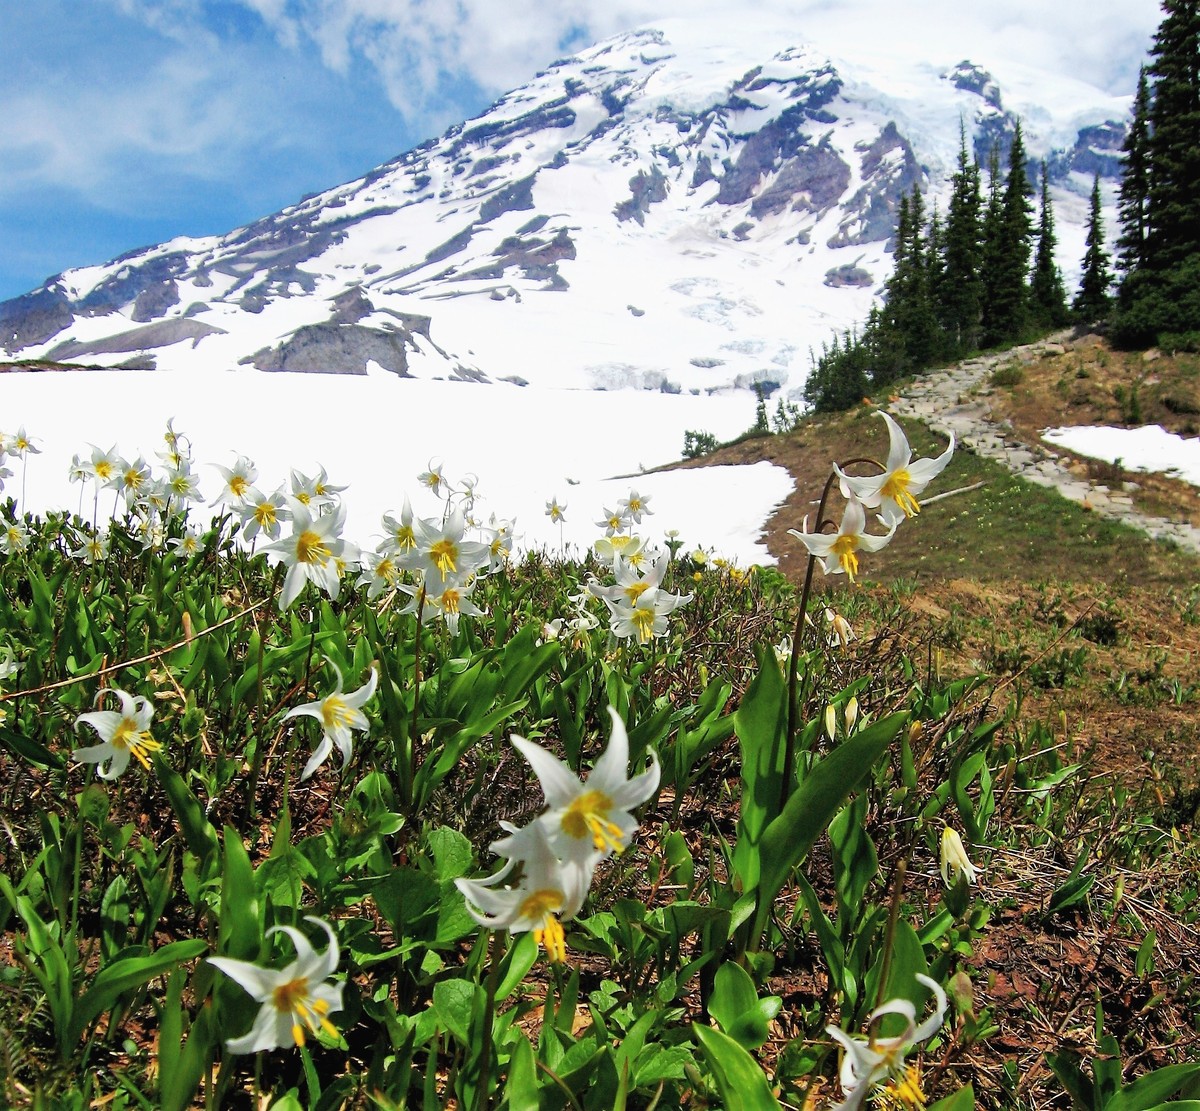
1, 22, 1128, 398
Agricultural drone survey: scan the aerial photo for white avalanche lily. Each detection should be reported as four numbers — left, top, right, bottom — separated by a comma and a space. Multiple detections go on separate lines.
208, 916, 344, 1053
455, 821, 589, 963
788, 496, 896, 582
72, 687, 161, 779
827, 973, 948, 1111
940, 826, 980, 887
283, 661, 377, 780
836, 411, 955, 527
267, 501, 346, 610
512, 706, 659, 863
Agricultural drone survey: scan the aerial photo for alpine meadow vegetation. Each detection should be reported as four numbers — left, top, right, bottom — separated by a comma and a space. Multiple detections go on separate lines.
1, 399, 1199, 1111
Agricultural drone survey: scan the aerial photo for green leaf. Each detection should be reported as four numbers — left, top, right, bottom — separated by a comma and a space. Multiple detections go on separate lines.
155, 758, 219, 871
502, 1035, 540, 1111
692, 1023, 781, 1110
1108, 1064, 1200, 1111
708, 962, 781, 1050
69, 938, 208, 1046
753, 712, 906, 926
929, 1085, 976, 1110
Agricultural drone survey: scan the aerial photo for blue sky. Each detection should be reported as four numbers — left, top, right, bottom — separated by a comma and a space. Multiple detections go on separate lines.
0, 0, 1161, 304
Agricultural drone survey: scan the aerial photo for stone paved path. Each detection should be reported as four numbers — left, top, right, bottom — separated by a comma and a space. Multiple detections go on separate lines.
889, 337, 1200, 556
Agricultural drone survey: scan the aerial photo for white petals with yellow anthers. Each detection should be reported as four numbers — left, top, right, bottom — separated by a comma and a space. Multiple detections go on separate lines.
423, 578, 486, 636
73, 687, 161, 780
836, 411, 955, 528
212, 455, 259, 506
827, 974, 947, 1111
940, 827, 980, 888
400, 508, 489, 590
238, 486, 291, 543
546, 497, 567, 523
208, 916, 344, 1053
266, 502, 346, 610
456, 822, 589, 964
593, 533, 643, 567
283, 660, 377, 781
513, 706, 660, 865
618, 488, 653, 523
595, 505, 632, 536
788, 495, 896, 582
380, 495, 417, 554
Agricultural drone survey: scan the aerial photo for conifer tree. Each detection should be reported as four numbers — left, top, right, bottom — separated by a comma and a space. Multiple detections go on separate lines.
1073, 174, 1113, 324
979, 144, 1006, 345
1116, 66, 1152, 275
987, 122, 1035, 344
940, 124, 984, 354
1030, 162, 1069, 328
1114, 3, 1200, 347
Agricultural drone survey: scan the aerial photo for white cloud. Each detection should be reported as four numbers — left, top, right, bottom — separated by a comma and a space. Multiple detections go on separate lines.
232, 0, 1162, 119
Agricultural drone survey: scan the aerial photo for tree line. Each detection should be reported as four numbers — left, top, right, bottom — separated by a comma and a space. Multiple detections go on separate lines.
805, 0, 1199, 414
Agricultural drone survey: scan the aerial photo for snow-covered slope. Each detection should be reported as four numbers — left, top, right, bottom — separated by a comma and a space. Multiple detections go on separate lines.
0, 16, 1129, 399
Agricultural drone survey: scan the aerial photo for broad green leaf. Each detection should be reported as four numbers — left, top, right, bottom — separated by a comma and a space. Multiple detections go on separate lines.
692, 1023, 781, 1110
754, 711, 906, 921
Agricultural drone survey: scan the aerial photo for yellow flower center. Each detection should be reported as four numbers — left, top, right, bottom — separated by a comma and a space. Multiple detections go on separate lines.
881, 469, 921, 518
123, 468, 144, 490
320, 694, 354, 730
877, 1065, 926, 1110
229, 475, 249, 497
271, 977, 338, 1046
519, 889, 567, 963
393, 525, 415, 550
255, 502, 277, 527
631, 606, 656, 643
296, 530, 330, 566
832, 534, 860, 579
436, 587, 461, 615
94, 461, 113, 479
295, 490, 311, 504
561, 789, 625, 852
110, 717, 162, 768
429, 539, 458, 579
375, 558, 396, 582
623, 581, 651, 605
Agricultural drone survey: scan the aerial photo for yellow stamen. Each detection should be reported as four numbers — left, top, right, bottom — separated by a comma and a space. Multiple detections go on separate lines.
832, 534, 860, 580
109, 718, 162, 768
94, 461, 114, 479
229, 475, 249, 497
321, 695, 355, 730
881, 469, 921, 518
437, 588, 461, 615
561, 789, 625, 853
295, 490, 311, 504
520, 890, 567, 962
255, 502, 277, 527
623, 581, 651, 604
296, 530, 330, 566
429, 539, 458, 579
878, 1065, 927, 1110
631, 607, 656, 643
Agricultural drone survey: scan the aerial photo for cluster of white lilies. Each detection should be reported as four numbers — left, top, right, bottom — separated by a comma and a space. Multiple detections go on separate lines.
455, 706, 660, 963
789, 412, 955, 581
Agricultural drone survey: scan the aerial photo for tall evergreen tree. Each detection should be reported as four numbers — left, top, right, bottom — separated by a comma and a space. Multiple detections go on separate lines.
1030, 162, 1069, 328
1116, 66, 1152, 275
979, 144, 1006, 344
1114, 3, 1200, 347
1073, 174, 1114, 324
1142, 0, 1200, 277
880, 187, 939, 380
987, 121, 1035, 344
939, 123, 984, 354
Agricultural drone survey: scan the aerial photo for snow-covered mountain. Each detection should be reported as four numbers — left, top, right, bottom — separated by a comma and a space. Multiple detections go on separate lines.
0, 17, 1130, 399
